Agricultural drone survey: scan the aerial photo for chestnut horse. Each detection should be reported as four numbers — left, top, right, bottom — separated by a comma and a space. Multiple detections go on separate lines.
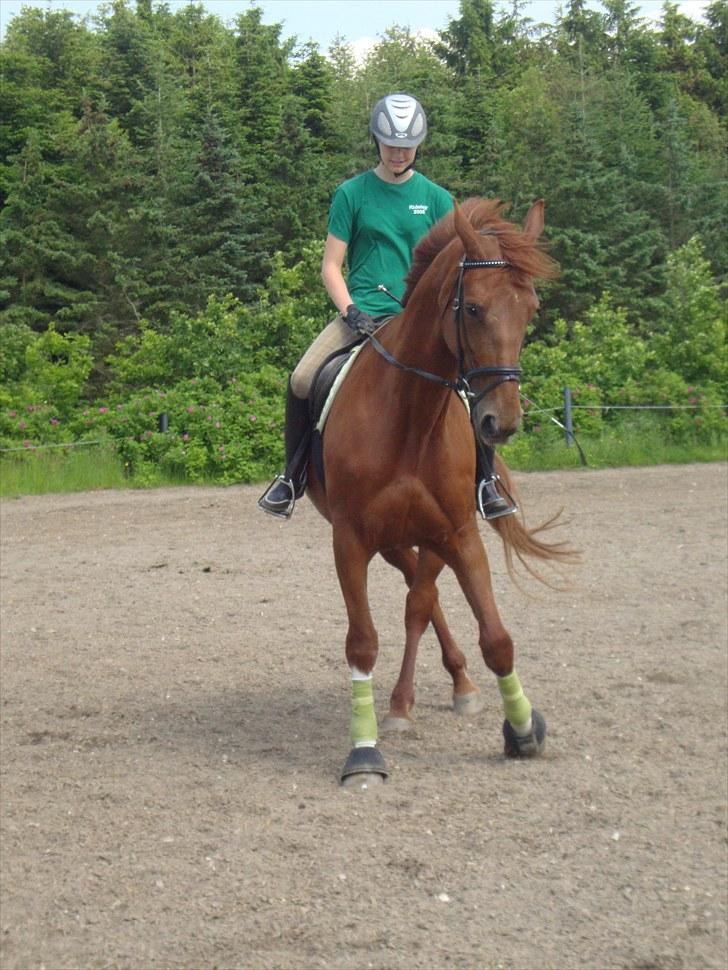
307, 198, 573, 786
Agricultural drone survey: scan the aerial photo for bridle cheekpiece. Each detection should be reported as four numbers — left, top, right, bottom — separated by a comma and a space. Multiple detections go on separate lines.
452, 258, 522, 407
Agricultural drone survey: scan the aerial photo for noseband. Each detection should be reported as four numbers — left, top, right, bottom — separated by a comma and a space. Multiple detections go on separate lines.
368, 258, 522, 407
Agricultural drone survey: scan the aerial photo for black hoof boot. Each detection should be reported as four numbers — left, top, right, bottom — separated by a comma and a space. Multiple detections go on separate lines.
340, 746, 388, 786
477, 477, 518, 520
503, 709, 546, 757
257, 475, 296, 519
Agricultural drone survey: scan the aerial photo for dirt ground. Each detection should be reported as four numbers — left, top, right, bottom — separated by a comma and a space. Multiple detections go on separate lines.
1, 463, 726, 970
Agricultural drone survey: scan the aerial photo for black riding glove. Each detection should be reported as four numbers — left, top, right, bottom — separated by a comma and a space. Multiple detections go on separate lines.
345, 304, 378, 337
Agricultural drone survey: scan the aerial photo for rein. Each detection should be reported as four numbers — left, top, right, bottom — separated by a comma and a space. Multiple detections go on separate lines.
369, 258, 522, 407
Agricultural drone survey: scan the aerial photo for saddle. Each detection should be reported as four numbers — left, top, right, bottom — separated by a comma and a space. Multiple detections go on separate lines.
308, 339, 367, 490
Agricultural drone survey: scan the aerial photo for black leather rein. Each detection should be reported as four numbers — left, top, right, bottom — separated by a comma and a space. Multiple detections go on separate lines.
368, 258, 522, 406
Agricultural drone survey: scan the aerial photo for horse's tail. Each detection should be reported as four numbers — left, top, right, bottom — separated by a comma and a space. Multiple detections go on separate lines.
488, 455, 581, 584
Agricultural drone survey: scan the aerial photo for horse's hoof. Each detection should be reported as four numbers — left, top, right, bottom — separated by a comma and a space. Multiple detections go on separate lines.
341, 772, 386, 791
503, 709, 546, 757
340, 746, 388, 787
380, 715, 415, 735
453, 690, 484, 717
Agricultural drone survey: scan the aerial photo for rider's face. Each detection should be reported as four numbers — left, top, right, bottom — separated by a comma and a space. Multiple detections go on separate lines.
378, 142, 417, 176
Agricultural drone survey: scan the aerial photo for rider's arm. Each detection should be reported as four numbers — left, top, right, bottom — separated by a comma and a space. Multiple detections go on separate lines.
321, 233, 353, 316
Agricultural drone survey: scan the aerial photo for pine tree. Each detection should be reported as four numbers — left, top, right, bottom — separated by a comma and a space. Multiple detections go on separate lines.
694, 1, 727, 113
174, 112, 265, 309
0, 129, 97, 332
0, 7, 99, 205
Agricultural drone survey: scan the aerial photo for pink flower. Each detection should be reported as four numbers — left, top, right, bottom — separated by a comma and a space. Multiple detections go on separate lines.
8, 410, 16, 418
186, 406, 195, 414
249, 414, 257, 423
50, 418, 59, 425
182, 433, 190, 442
98, 406, 108, 414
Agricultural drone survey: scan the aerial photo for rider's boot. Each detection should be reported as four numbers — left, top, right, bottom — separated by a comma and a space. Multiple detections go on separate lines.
257, 383, 312, 519
476, 444, 518, 520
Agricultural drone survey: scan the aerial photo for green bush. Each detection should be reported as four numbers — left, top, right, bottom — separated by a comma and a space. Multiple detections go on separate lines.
0, 324, 95, 450
86, 368, 287, 484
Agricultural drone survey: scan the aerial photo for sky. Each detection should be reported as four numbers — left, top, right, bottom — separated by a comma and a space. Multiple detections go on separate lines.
0, 0, 711, 48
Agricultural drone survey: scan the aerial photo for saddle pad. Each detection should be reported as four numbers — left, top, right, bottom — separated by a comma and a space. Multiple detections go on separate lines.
315, 341, 367, 433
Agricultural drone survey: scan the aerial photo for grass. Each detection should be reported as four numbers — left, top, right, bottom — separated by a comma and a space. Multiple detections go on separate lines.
1, 432, 725, 498
0, 445, 187, 497
503, 429, 727, 472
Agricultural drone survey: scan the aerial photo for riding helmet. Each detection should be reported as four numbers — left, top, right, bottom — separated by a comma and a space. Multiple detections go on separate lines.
370, 93, 427, 148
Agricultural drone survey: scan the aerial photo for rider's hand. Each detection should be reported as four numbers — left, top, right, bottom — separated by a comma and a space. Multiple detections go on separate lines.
345, 304, 378, 337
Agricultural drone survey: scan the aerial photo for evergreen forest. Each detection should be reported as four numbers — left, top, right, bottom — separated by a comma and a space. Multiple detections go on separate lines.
1, 0, 726, 483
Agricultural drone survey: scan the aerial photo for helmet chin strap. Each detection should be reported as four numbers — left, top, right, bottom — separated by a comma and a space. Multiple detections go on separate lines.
393, 153, 418, 178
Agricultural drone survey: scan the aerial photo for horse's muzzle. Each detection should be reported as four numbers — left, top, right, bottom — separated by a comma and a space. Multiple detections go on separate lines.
478, 410, 521, 445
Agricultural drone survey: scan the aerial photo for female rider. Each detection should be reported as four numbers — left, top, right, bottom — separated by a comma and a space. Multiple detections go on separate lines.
258, 92, 515, 521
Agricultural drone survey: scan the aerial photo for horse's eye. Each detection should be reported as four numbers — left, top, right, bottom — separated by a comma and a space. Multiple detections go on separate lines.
466, 303, 479, 317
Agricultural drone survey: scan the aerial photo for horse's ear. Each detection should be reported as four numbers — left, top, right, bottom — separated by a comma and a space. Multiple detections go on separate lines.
523, 200, 545, 242
453, 199, 481, 255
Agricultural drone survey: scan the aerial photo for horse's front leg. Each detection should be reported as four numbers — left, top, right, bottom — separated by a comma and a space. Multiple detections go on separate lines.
440, 524, 546, 757
332, 525, 389, 787
379, 548, 482, 732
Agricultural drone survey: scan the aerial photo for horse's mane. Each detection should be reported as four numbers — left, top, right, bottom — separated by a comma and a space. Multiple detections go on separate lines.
402, 198, 558, 307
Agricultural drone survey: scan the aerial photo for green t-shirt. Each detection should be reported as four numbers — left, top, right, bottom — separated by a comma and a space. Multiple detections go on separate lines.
327, 170, 454, 317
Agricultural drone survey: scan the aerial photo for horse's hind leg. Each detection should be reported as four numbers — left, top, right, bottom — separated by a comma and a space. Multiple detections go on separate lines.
380, 548, 482, 732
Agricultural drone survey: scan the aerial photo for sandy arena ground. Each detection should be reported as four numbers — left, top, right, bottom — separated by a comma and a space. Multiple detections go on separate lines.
1, 463, 727, 970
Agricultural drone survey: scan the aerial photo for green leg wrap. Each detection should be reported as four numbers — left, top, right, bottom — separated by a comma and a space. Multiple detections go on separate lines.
498, 670, 532, 728
351, 678, 378, 748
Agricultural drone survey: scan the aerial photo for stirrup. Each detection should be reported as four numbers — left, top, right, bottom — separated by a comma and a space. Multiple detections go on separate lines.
477, 476, 518, 521
257, 475, 296, 519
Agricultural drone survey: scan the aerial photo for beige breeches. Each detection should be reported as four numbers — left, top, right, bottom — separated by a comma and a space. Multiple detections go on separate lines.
290, 314, 358, 399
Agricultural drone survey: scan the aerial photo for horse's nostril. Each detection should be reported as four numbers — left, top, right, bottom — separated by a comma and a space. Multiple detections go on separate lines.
481, 414, 498, 439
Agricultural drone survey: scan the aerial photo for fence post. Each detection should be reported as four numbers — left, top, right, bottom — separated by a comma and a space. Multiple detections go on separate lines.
563, 387, 574, 446
158, 412, 169, 433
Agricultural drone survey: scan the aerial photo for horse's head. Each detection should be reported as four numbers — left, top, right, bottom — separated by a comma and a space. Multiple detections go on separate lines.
442, 200, 550, 446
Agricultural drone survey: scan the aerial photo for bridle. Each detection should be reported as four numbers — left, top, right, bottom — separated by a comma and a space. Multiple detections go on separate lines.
368, 257, 523, 408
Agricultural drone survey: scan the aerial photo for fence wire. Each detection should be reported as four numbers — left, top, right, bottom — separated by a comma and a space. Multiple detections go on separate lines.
1, 400, 725, 455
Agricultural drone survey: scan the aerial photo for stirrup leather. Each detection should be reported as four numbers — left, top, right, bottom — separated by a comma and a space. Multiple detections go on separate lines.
257, 475, 296, 519
477, 475, 518, 521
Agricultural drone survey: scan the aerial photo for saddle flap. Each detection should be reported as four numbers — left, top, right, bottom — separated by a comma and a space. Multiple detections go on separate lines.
311, 341, 367, 432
